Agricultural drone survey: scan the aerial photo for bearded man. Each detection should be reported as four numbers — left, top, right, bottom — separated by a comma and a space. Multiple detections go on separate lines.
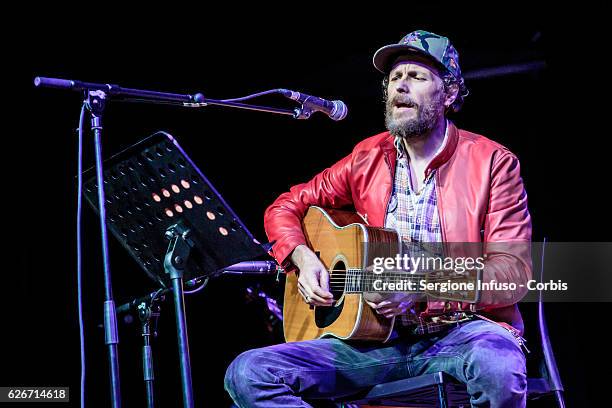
225, 30, 532, 408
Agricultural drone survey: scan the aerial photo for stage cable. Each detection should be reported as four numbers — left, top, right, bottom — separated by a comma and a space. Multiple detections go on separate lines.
220, 89, 282, 102
77, 102, 86, 408
184, 277, 209, 295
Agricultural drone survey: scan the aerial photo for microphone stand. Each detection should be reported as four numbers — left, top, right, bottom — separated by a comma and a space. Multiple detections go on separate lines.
116, 262, 277, 407
34, 77, 300, 117
137, 293, 162, 408
86, 89, 122, 408
33, 76, 294, 407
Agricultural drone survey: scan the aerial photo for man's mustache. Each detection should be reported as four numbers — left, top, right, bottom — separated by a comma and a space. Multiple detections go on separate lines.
388, 97, 418, 109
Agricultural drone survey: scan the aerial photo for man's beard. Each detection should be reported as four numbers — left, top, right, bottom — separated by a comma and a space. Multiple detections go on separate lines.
385, 93, 445, 141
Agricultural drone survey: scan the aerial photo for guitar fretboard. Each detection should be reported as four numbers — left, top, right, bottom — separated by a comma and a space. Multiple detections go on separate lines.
343, 269, 427, 293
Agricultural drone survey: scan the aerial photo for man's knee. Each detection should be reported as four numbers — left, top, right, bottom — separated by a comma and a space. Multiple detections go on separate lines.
225, 350, 257, 396
224, 348, 279, 400
465, 334, 527, 406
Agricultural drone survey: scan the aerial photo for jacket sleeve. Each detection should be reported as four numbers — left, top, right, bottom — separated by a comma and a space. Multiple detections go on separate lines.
479, 151, 533, 309
263, 152, 354, 270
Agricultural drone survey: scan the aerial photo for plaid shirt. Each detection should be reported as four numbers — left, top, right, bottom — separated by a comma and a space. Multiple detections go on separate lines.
385, 154, 441, 244
384, 123, 448, 245
385, 125, 448, 328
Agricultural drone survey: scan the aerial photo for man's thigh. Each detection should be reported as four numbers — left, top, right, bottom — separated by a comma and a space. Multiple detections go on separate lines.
226, 336, 411, 399
409, 319, 525, 374
408, 319, 527, 406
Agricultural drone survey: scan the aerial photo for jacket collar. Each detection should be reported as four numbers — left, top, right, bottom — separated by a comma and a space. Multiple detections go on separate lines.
380, 120, 459, 175
427, 120, 459, 173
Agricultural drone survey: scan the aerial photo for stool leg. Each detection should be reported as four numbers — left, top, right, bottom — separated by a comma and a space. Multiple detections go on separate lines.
437, 383, 448, 408
554, 390, 566, 408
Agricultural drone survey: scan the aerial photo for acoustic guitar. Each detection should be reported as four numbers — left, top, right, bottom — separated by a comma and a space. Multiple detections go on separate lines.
283, 206, 478, 343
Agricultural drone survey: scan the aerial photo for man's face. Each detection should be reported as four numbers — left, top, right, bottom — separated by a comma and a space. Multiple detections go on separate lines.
384, 55, 448, 140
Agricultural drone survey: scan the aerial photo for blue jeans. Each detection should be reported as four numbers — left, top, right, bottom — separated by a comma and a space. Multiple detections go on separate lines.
224, 319, 527, 407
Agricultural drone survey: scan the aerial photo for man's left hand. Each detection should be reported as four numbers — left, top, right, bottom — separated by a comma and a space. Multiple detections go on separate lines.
365, 299, 413, 318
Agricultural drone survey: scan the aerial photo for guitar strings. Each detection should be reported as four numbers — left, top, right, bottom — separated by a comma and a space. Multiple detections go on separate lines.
327, 277, 474, 282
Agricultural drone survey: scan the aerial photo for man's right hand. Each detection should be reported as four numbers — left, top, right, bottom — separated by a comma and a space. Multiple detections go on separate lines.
290, 245, 334, 307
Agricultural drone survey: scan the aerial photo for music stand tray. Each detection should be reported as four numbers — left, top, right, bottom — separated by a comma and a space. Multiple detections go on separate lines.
83, 130, 268, 287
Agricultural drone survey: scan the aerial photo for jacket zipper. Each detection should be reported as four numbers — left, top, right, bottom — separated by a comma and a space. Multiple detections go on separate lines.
383, 151, 396, 220
434, 170, 447, 243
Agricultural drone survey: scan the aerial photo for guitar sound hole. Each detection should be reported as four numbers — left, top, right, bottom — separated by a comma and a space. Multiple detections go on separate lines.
329, 260, 346, 301
314, 260, 346, 328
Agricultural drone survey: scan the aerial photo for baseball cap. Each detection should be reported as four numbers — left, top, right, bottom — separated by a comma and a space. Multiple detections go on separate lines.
373, 30, 468, 97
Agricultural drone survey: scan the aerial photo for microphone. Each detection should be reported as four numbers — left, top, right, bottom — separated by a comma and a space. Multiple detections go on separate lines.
278, 89, 348, 121
221, 260, 279, 275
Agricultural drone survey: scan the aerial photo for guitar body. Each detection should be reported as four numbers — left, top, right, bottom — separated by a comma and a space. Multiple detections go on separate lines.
283, 206, 400, 343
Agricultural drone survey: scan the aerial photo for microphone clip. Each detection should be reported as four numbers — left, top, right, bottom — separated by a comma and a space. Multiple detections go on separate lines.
293, 104, 314, 120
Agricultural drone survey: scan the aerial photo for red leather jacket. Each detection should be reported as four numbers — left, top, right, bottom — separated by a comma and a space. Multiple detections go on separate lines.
264, 122, 532, 333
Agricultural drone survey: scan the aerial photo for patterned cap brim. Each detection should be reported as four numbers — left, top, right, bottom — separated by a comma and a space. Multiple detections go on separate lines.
373, 44, 448, 75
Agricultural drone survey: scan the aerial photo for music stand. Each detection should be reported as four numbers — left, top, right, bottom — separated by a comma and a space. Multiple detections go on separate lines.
83, 131, 267, 407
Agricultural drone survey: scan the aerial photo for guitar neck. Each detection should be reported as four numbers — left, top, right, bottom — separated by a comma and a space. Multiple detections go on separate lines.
343, 269, 427, 293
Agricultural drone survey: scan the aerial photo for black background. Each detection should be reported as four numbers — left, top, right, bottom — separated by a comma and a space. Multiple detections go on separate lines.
7, 5, 610, 407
